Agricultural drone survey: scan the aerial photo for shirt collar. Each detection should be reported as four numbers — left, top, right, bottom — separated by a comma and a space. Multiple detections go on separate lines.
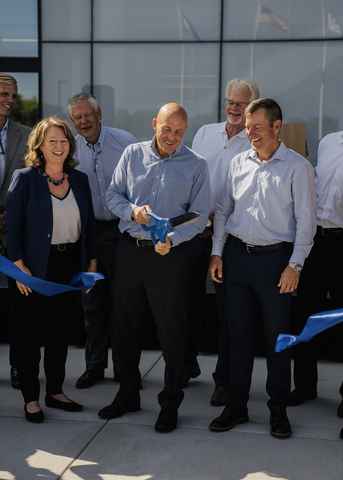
80, 123, 104, 149
220, 122, 247, 140
150, 135, 184, 159
1, 118, 9, 134
249, 140, 287, 163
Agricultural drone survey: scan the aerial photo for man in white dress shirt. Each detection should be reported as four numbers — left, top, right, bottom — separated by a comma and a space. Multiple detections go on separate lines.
182, 78, 259, 408
288, 131, 343, 419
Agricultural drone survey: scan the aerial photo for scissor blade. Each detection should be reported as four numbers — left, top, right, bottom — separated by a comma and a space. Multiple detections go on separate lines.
168, 211, 200, 228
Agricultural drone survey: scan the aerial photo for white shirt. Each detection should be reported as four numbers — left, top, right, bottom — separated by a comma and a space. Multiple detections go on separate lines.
316, 131, 343, 228
51, 188, 81, 244
192, 121, 251, 213
212, 141, 317, 266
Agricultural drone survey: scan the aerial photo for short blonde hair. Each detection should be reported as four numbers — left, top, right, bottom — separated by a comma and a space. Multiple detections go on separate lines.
25, 116, 78, 169
0, 73, 17, 85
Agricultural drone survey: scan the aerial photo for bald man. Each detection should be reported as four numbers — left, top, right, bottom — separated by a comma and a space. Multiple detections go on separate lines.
98, 104, 210, 432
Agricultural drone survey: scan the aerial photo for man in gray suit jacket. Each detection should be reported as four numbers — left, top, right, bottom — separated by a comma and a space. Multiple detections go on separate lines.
0, 73, 32, 388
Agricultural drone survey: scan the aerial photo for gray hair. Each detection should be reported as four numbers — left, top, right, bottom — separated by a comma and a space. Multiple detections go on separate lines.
67, 93, 99, 117
225, 78, 260, 103
0, 73, 17, 86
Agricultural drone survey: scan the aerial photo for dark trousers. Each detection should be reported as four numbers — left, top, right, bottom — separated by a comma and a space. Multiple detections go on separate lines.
15, 247, 80, 404
186, 235, 230, 386
293, 227, 343, 392
225, 238, 292, 412
114, 236, 189, 411
81, 221, 120, 373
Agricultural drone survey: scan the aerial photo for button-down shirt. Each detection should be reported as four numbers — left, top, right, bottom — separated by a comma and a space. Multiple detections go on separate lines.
0, 118, 9, 185
192, 121, 251, 213
74, 124, 137, 221
212, 141, 317, 266
106, 137, 211, 247
316, 131, 343, 228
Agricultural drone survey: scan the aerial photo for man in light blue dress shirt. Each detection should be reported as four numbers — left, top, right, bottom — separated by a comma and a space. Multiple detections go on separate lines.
67, 93, 137, 389
98, 103, 210, 433
208, 98, 316, 438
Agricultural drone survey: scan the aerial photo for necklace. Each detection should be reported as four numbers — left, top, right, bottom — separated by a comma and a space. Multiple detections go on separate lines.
44, 171, 66, 186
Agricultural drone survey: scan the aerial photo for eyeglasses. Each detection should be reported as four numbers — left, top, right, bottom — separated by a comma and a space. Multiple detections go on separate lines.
225, 100, 250, 108
93, 150, 102, 172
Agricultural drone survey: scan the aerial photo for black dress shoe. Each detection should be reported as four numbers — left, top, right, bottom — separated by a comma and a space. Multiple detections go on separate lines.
75, 369, 105, 389
209, 405, 249, 432
98, 400, 140, 419
24, 404, 44, 423
181, 363, 201, 389
270, 410, 292, 438
210, 384, 228, 406
288, 388, 317, 406
155, 408, 178, 433
340, 428, 343, 440
10, 366, 20, 390
45, 394, 83, 412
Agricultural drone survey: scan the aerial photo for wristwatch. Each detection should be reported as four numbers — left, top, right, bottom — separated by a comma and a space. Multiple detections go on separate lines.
288, 262, 303, 273
206, 218, 212, 228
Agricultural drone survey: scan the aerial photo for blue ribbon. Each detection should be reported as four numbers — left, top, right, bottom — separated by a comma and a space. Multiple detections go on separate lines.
275, 308, 343, 352
0, 254, 104, 296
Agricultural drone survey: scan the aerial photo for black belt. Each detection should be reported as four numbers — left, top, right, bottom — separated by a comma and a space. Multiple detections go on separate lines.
123, 231, 155, 247
319, 226, 343, 237
233, 236, 288, 254
96, 219, 119, 226
50, 242, 78, 252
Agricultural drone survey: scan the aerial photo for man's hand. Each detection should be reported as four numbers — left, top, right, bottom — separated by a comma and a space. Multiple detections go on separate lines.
155, 235, 172, 256
278, 265, 300, 294
132, 205, 152, 224
209, 255, 223, 283
0, 213, 6, 234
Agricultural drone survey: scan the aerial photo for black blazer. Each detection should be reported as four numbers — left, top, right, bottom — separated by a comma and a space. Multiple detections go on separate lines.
6, 166, 98, 280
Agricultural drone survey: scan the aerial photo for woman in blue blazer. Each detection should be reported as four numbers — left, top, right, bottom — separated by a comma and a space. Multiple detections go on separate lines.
6, 116, 98, 423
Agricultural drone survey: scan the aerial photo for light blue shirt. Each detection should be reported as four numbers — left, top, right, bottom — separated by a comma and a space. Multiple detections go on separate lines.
106, 137, 211, 247
192, 121, 251, 213
212, 141, 317, 266
74, 124, 137, 221
0, 118, 9, 185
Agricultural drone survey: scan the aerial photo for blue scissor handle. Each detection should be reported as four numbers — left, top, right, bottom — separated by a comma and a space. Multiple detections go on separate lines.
142, 212, 172, 245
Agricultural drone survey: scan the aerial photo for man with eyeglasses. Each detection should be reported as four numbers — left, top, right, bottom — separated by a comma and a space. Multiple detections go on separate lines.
0, 73, 31, 390
183, 78, 259, 408
68, 93, 137, 389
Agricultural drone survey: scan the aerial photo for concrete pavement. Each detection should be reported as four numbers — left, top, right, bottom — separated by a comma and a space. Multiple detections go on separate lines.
0, 344, 342, 479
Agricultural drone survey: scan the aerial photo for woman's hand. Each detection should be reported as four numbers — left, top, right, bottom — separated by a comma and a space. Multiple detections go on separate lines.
14, 260, 33, 296
86, 259, 97, 294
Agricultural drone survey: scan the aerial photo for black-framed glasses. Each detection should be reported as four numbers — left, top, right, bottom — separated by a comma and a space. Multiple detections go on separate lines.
93, 150, 102, 172
225, 100, 250, 108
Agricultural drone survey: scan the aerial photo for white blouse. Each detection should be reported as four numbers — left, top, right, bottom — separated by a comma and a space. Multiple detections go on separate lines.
51, 188, 81, 244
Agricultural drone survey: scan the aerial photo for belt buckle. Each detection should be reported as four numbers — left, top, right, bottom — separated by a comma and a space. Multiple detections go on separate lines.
246, 244, 254, 253
136, 238, 144, 247
57, 243, 66, 252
